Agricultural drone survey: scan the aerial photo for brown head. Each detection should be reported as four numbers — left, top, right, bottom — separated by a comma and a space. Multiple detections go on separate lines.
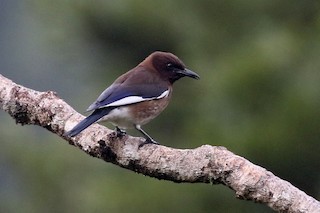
142, 51, 200, 84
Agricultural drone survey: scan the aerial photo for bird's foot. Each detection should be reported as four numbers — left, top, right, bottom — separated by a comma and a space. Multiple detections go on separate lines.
115, 127, 126, 138
138, 137, 159, 148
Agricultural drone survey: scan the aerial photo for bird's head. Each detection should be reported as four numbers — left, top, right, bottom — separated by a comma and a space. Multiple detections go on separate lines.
147, 51, 200, 83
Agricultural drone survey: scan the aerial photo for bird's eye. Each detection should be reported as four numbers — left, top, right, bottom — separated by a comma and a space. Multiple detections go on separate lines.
166, 62, 183, 72
166, 63, 174, 70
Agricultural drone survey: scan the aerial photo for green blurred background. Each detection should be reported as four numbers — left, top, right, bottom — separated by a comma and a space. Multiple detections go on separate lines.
1, 1, 319, 212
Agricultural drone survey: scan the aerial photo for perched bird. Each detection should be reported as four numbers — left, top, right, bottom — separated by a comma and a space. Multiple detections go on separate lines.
64, 51, 200, 145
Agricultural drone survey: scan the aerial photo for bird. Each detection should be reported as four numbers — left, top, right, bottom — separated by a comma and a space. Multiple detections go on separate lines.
64, 51, 200, 146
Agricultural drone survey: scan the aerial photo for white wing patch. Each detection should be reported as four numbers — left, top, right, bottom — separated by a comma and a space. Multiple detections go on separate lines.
104, 90, 169, 107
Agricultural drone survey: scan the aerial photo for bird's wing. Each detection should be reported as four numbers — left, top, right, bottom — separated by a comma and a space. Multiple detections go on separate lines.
86, 75, 169, 111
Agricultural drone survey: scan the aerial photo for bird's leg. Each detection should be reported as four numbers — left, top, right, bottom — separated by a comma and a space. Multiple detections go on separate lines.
135, 125, 159, 147
115, 126, 126, 138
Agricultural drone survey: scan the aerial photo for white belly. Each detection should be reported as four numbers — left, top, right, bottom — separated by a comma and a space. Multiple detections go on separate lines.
97, 106, 135, 129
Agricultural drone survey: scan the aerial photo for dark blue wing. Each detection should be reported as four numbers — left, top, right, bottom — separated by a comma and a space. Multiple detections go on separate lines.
86, 83, 168, 111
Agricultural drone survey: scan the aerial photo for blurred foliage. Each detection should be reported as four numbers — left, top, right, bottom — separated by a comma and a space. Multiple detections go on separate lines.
1, 0, 320, 212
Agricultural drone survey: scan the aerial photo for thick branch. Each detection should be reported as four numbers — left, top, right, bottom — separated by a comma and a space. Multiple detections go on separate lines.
0, 74, 319, 213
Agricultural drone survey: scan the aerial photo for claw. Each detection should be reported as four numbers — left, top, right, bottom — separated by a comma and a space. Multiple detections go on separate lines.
138, 138, 159, 148
115, 127, 126, 138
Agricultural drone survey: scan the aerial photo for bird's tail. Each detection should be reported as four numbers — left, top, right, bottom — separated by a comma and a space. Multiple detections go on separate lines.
64, 108, 114, 137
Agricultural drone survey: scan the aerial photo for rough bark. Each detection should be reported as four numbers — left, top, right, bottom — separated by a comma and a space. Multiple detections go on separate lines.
0, 74, 319, 213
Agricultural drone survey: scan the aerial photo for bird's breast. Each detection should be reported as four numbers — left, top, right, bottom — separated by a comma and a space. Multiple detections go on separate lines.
129, 95, 171, 126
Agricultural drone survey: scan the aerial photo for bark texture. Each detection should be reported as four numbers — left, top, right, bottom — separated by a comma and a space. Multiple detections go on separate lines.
0, 74, 319, 213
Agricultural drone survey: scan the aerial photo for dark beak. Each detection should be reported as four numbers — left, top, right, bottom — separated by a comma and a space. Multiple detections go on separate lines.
178, 68, 200, 80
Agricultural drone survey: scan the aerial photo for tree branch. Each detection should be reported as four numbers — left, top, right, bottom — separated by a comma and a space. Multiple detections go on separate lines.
0, 74, 319, 212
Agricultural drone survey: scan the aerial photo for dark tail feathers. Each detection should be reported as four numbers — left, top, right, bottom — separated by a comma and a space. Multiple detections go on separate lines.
64, 108, 114, 137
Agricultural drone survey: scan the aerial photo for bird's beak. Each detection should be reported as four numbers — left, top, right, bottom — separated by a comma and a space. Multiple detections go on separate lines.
179, 68, 200, 80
